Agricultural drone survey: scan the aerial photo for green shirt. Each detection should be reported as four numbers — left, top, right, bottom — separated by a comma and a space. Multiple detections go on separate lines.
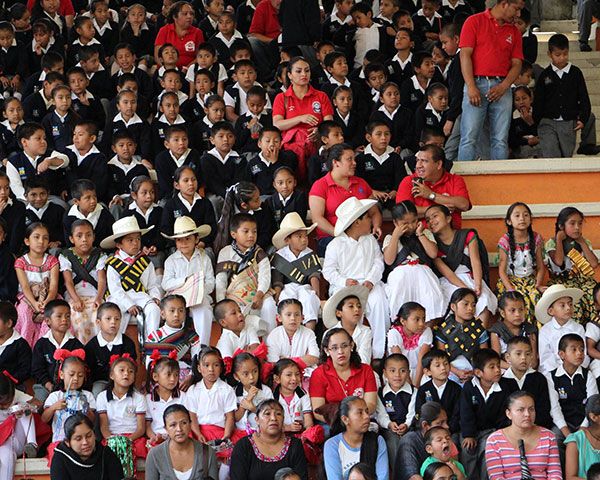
420, 456, 466, 476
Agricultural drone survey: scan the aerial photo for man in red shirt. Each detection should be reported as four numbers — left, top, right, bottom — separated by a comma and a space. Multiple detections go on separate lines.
248, 0, 282, 81
396, 145, 471, 228
457, 0, 524, 161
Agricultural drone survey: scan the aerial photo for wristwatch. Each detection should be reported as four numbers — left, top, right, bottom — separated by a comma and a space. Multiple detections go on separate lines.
428, 192, 436, 201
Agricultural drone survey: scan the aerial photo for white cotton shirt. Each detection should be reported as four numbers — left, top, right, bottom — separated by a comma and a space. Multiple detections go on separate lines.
387, 326, 433, 380
235, 384, 273, 430
45, 390, 96, 442
96, 390, 146, 435
145, 391, 188, 436
215, 327, 260, 358
215, 245, 271, 301
353, 24, 380, 68
325, 322, 373, 365
277, 389, 312, 425
185, 378, 237, 427
59, 252, 107, 297
162, 249, 215, 302
266, 325, 319, 363
538, 318, 587, 374
0, 391, 32, 422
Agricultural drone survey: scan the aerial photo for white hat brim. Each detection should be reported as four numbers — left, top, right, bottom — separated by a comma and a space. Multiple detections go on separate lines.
322, 285, 370, 329
100, 225, 154, 250
334, 199, 378, 236
161, 224, 212, 240
272, 223, 317, 250
534, 285, 584, 325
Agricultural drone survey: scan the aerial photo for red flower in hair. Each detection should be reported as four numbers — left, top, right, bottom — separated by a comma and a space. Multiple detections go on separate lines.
53, 349, 86, 362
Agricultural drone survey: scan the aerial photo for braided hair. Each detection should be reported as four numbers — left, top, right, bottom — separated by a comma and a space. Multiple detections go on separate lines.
504, 202, 537, 272
213, 181, 259, 253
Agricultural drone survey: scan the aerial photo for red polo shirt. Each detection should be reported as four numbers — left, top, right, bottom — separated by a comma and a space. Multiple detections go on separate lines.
27, 0, 74, 16
309, 359, 377, 403
155, 24, 205, 68
272, 85, 334, 128
249, 0, 281, 40
459, 9, 523, 77
395, 171, 471, 228
309, 173, 372, 238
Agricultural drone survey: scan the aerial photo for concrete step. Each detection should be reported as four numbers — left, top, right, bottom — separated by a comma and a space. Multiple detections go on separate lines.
539, 20, 578, 32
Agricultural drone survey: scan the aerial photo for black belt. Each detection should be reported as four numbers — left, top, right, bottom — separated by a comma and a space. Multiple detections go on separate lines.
475, 75, 505, 80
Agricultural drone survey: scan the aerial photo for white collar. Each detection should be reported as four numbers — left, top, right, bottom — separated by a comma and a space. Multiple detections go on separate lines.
330, 13, 350, 25
67, 202, 103, 220
23, 152, 41, 168
425, 101, 445, 121
442, 0, 465, 8
158, 89, 188, 104
92, 18, 112, 34
336, 109, 350, 125
32, 36, 55, 53
0, 119, 23, 132
472, 376, 502, 401
215, 30, 244, 47
67, 144, 101, 163
206, 15, 218, 29
411, 75, 429, 93
364, 144, 394, 164
43, 329, 74, 349
555, 364, 584, 379
208, 146, 238, 164
202, 116, 213, 128
40, 90, 53, 109
195, 92, 211, 106
378, 104, 399, 120
168, 148, 191, 167
114, 112, 143, 127
0, 330, 21, 349
108, 155, 142, 172
97, 332, 123, 348
550, 317, 574, 330
382, 382, 413, 396
1, 38, 17, 52
128, 201, 156, 218
552, 62, 572, 77
503, 367, 536, 380
258, 152, 272, 166
158, 114, 186, 125
178, 192, 202, 209
246, 0, 257, 7
71, 90, 94, 101
330, 76, 351, 87
26, 201, 50, 217
417, 8, 442, 22
72, 38, 101, 47
54, 110, 69, 123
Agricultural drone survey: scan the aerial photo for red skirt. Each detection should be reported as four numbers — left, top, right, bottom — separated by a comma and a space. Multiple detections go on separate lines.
199, 424, 246, 460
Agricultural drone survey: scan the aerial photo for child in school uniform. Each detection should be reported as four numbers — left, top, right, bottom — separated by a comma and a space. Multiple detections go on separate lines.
400, 51, 436, 114
0, 97, 25, 164
307, 120, 345, 187
414, 82, 449, 140
181, 68, 216, 122
322, 197, 390, 360
67, 16, 106, 68
364, 62, 388, 107
210, 12, 246, 70
0, 172, 26, 256
151, 91, 187, 157
536, 284, 587, 374
101, 217, 162, 339
24, 178, 65, 249
234, 85, 273, 156
266, 167, 307, 229
161, 217, 215, 347
412, 0, 443, 48
0, 21, 26, 94
41, 84, 79, 153
386, 28, 415, 87
459, 349, 519, 480
369, 81, 415, 151
0, 301, 32, 387
214, 299, 261, 360
185, 42, 227, 96
347, 3, 393, 69
90, 0, 119, 58
63, 179, 114, 248
67, 67, 106, 133
111, 43, 153, 100
152, 44, 186, 97
224, 60, 270, 123
22, 71, 64, 123
119, 4, 156, 61
158, 69, 189, 107
77, 46, 111, 100
189, 94, 226, 154
24, 22, 63, 82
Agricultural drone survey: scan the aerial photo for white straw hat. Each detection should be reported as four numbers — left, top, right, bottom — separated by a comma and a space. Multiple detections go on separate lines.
100, 216, 153, 249
333, 197, 377, 236
272, 212, 317, 250
161, 216, 211, 240
534, 284, 584, 325
322, 285, 369, 329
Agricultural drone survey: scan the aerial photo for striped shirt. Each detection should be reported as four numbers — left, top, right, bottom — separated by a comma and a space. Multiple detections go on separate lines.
485, 427, 562, 480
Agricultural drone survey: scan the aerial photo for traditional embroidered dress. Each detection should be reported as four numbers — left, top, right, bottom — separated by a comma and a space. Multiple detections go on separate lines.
496, 232, 543, 323
383, 231, 445, 321
387, 325, 433, 384
488, 321, 537, 357
15, 254, 59, 347
544, 236, 597, 324
59, 248, 107, 343
145, 325, 199, 381
271, 245, 321, 324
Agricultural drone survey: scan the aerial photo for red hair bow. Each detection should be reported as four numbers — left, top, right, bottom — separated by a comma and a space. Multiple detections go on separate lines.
168, 350, 178, 360
2, 371, 17, 384
109, 353, 132, 365
149, 349, 161, 366
53, 349, 86, 362
252, 342, 268, 362
223, 356, 233, 375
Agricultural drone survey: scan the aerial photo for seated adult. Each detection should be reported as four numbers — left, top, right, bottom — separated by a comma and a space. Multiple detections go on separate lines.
565, 393, 600, 479
395, 402, 450, 480
145, 404, 218, 480
230, 400, 308, 480
309, 144, 382, 256
247, 0, 282, 80
50, 413, 124, 480
309, 328, 378, 423
486, 391, 562, 480
324, 396, 389, 480
395, 144, 471, 228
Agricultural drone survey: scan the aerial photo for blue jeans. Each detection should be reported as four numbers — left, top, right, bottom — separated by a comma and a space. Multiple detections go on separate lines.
458, 77, 513, 160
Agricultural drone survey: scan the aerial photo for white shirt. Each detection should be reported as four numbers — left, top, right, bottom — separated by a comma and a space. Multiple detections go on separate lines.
26, 201, 50, 220
41, 329, 76, 349
59, 251, 107, 297
425, 102, 444, 122
322, 233, 385, 293
162, 249, 215, 302
113, 112, 143, 127
97, 331, 123, 351
586, 322, 600, 346
353, 23, 380, 68
538, 318, 587, 374
45, 389, 96, 442
185, 378, 237, 426
207, 147, 239, 165
215, 245, 271, 301
108, 155, 144, 175
215, 327, 259, 358
0, 330, 23, 357
66, 203, 105, 228
145, 390, 187, 435
96, 389, 146, 435
276, 388, 312, 425
375, 383, 416, 428
377, 104, 399, 122
128, 202, 158, 224
326, 321, 372, 365
390, 52, 413, 71
235, 384, 273, 430
223, 82, 271, 116
387, 326, 433, 383
215, 30, 244, 48
6, 150, 69, 200
266, 325, 319, 363
185, 63, 228, 84
364, 144, 394, 165
551, 62, 572, 79
66, 144, 101, 166
503, 367, 537, 390
471, 376, 502, 402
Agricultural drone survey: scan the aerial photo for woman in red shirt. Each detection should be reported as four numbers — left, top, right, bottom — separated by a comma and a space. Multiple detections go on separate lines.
154, 1, 204, 69
309, 328, 378, 424
272, 56, 333, 182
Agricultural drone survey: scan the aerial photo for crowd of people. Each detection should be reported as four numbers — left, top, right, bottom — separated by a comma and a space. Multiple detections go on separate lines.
0, 0, 596, 479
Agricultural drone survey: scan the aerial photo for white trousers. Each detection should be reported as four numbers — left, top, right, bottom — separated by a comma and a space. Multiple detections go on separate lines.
190, 300, 214, 347
108, 292, 161, 340
0, 414, 36, 480
279, 284, 321, 323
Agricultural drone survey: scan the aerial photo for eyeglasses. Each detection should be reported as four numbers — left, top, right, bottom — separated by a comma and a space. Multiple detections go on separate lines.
328, 343, 351, 352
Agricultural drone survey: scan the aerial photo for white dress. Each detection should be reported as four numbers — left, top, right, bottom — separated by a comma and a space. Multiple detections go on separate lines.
387, 326, 433, 385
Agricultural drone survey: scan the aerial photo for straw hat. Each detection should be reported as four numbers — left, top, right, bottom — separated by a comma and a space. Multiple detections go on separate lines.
333, 197, 377, 236
534, 284, 584, 325
100, 216, 153, 249
272, 212, 317, 250
322, 285, 369, 329
161, 216, 211, 240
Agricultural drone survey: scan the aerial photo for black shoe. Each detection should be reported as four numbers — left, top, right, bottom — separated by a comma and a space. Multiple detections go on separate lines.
580, 42, 593, 52
577, 144, 600, 155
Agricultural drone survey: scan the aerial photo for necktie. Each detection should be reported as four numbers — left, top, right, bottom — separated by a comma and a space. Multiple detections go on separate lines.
519, 439, 533, 480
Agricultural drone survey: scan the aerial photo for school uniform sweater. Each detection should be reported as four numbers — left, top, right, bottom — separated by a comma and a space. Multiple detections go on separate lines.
67, 39, 106, 68
334, 109, 366, 149
63, 205, 114, 248
522, 29, 538, 65
65, 145, 109, 202
0, 42, 27, 78
31, 333, 84, 386
189, 117, 214, 154
246, 151, 298, 196
119, 22, 156, 58
124, 203, 166, 252
198, 148, 249, 198
416, 379, 462, 433
400, 76, 430, 114
0, 331, 32, 385
321, 78, 371, 120
503, 368, 553, 430
377, 383, 415, 425
209, 32, 247, 70
322, 14, 352, 48
22, 71, 45, 98
446, 53, 464, 123
235, 1, 256, 35
459, 377, 518, 438
414, 102, 449, 137
355, 145, 407, 192
160, 193, 217, 246
6, 150, 68, 198
150, 115, 188, 157
84, 333, 137, 383
234, 111, 273, 154
369, 105, 415, 150
412, 11, 444, 40
509, 114, 538, 151
70, 92, 106, 132
107, 157, 150, 200
386, 53, 414, 88
25, 202, 65, 245
154, 148, 202, 200
22, 90, 53, 123
85, 67, 112, 100
41, 110, 80, 153
181, 93, 211, 123
92, 19, 119, 57
1, 199, 26, 255
307, 150, 329, 186
111, 67, 154, 100
23, 40, 64, 78
265, 190, 308, 229
103, 113, 152, 159
440, 1, 473, 25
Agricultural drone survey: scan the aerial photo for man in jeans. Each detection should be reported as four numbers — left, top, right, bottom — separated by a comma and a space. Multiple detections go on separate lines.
457, 0, 524, 161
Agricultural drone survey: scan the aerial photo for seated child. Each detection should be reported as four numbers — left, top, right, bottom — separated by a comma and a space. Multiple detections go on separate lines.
65, 121, 109, 203
0, 171, 26, 255
509, 86, 540, 159
435, 288, 489, 384
32, 299, 84, 402
158, 68, 188, 106
516, 8, 538, 65
101, 216, 161, 338
400, 51, 436, 114
22, 71, 65, 123
234, 85, 273, 156
459, 349, 518, 479
24, 23, 64, 86
67, 16, 106, 67
364, 62, 388, 106
60, 219, 107, 344
386, 28, 415, 87
514, 60, 533, 88
40, 84, 79, 153
375, 353, 416, 470
111, 42, 153, 100
152, 43, 185, 96
387, 302, 432, 386
432, 43, 450, 80
322, 196, 390, 360
490, 291, 538, 369
15, 222, 60, 348
537, 284, 587, 374
376, 0, 401, 27
0, 21, 26, 94
225, 60, 269, 123
67, 66, 105, 133
503, 336, 552, 430
311, 42, 335, 88
0, 301, 32, 386
267, 167, 307, 229
191, 95, 227, 158
420, 426, 466, 479
215, 213, 277, 332
119, 5, 156, 63
307, 120, 345, 186
63, 179, 114, 248
214, 299, 260, 360
24, 178, 65, 249
246, 127, 298, 196
209, 12, 247, 71
416, 349, 461, 434
321, 0, 352, 47
84, 301, 137, 397
0, 97, 25, 165
266, 299, 319, 369
109, 73, 151, 121
369, 81, 415, 150
90, 0, 119, 58
414, 82, 449, 140
181, 68, 216, 122
162, 217, 215, 347
77, 46, 111, 100
154, 125, 201, 200
347, 2, 394, 69
198, 0, 223, 40
151, 91, 187, 156
412, 0, 443, 47
185, 42, 227, 98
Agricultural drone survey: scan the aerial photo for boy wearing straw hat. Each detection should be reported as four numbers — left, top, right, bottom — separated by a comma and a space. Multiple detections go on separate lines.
536, 284, 587, 374
161, 216, 215, 346
322, 196, 390, 360
101, 217, 162, 339
271, 212, 321, 330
